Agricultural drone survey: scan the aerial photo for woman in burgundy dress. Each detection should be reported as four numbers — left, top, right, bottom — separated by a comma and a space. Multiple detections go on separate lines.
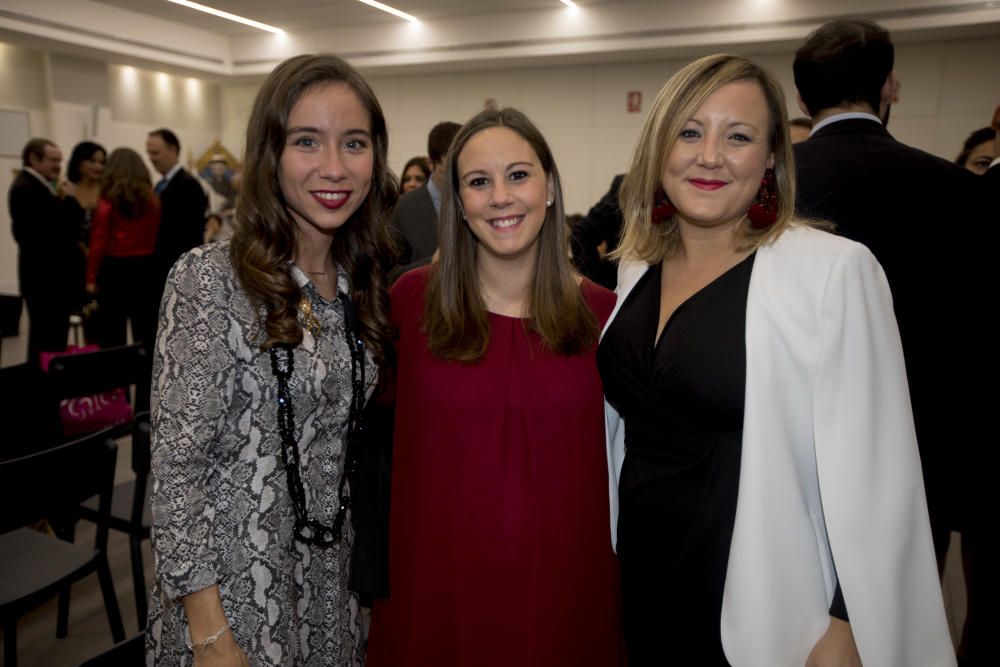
367, 108, 624, 666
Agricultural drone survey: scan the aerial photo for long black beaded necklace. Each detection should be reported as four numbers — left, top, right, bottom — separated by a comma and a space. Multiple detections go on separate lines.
269, 290, 367, 548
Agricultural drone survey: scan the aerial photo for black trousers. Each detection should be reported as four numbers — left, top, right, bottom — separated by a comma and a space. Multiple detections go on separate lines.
92, 255, 158, 410
23, 291, 73, 368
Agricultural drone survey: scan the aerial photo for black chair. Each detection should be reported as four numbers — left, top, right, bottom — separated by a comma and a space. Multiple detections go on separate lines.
79, 412, 152, 630
77, 631, 145, 666
42, 343, 148, 631
46, 343, 149, 433
0, 363, 62, 461
0, 428, 126, 667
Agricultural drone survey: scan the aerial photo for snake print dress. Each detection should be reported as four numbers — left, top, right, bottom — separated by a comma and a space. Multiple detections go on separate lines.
145, 241, 371, 665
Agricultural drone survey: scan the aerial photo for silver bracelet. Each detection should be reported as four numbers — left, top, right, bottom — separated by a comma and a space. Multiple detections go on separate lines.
187, 625, 228, 651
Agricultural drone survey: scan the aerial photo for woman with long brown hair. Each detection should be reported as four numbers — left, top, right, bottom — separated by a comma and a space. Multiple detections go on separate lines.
367, 108, 624, 666
147, 54, 395, 665
86, 147, 160, 352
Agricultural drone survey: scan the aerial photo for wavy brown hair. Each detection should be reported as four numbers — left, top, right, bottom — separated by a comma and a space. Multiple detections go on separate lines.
424, 107, 598, 363
615, 54, 796, 264
230, 54, 397, 364
100, 148, 155, 218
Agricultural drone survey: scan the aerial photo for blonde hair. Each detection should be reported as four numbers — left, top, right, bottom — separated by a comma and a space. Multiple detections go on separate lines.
615, 53, 797, 264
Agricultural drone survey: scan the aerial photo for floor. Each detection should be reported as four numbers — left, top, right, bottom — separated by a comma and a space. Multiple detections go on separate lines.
1, 430, 972, 665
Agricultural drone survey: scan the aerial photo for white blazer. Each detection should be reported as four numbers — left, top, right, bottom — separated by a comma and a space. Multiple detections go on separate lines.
603, 225, 954, 666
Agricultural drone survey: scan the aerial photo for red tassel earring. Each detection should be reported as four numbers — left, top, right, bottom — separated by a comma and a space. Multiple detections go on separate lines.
747, 168, 778, 229
651, 188, 675, 225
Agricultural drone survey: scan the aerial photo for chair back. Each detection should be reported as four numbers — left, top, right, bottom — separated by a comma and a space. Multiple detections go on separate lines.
0, 363, 62, 459
130, 412, 151, 477
46, 343, 148, 399
0, 427, 117, 538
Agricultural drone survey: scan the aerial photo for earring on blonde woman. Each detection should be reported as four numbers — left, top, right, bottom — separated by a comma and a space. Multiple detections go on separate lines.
747, 168, 778, 229
650, 188, 675, 225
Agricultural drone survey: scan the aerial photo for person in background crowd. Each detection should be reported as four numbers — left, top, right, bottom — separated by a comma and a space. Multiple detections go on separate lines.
789, 116, 813, 143
600, 53, 951, 666
202, 212, 224, 243
388, 121, 461, 280
955, 126, 996, 175
949, 119, 997, 667
86, 147, 160, 409
146, 53, 396, 666
86, 148, 161, 351
368, 107, 624, 666
146, 127, 208, 300
793, 24, 992, 665
571, 173, 625, 289
66, 140, 107, 248
399, 155, 430, 194
8, 137, 85, 366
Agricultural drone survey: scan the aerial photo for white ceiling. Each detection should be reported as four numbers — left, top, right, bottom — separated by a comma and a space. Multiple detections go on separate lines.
93, 0, 609, 35
1, 0, 998, 79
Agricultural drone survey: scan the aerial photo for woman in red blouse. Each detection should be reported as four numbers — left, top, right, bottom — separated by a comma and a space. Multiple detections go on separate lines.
87, 147, 161, 357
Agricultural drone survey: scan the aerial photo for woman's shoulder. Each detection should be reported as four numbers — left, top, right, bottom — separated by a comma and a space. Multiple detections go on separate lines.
580, 277, 616, 322
390, 264, 431, 303
168, 241, 237, 292
389, 264, 431, 326
763, 223, 878, 273
95, 197, 113, 215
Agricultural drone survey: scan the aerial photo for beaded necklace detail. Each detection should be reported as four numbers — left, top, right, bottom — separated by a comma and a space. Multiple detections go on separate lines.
270, 290, 367, 548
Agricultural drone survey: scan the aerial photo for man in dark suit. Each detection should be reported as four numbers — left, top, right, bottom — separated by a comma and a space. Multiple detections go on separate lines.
571, 174, 624, 290
389, 121, 461, 281
8, 137, 84, 365
794, 20, 994, 663
147, 128, 208, 294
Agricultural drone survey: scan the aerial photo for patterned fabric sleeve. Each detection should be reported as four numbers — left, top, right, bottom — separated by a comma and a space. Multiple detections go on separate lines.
150, 248, 239, 601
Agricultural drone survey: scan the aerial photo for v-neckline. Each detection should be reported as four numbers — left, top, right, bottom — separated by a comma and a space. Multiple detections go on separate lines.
653, 252, 755, 350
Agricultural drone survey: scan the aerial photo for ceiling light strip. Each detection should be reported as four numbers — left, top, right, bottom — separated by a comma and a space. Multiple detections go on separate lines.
560, 1, 579, 8
165, 0, 284, 34
356, 0, 419, 23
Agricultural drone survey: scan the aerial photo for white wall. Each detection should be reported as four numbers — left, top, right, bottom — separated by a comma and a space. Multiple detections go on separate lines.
219, 35, 1000, 216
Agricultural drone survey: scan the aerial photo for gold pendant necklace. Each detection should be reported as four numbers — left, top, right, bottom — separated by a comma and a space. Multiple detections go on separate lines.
299, 295, 321, 336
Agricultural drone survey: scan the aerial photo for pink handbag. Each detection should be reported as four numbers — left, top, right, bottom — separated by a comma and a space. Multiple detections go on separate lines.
39, 345, 133, 436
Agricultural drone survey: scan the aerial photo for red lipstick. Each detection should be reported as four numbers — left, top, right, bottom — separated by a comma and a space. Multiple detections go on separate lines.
689, 179, 726, 191
311, 191, 351, 209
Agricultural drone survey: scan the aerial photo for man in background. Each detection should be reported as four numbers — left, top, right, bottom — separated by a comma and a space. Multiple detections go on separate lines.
389, 121, 461, 281
793, 20, 993, 664
8, 137, 84, 365
147, 127, 208, 294
570, 174, 624, 290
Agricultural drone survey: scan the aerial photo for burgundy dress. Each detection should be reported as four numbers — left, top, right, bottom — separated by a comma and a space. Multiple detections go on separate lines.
367, 266, 624, 666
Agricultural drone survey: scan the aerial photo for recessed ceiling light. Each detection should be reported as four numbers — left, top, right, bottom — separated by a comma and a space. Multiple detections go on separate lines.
560, 0, 579, 8
165, 0, 284, 34
356, 0, 420, 23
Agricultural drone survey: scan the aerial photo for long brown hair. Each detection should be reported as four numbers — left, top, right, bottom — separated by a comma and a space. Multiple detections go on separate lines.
230, 54, 397, 364
100, 148, 154, 218
424, 107, 598, 363
615, 54, 796, 264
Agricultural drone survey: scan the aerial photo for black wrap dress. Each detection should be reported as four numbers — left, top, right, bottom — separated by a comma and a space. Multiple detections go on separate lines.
597, 254, 755, 665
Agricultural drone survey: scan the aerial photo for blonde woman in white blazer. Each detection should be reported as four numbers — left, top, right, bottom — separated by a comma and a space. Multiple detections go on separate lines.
597, 54, 953, 667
